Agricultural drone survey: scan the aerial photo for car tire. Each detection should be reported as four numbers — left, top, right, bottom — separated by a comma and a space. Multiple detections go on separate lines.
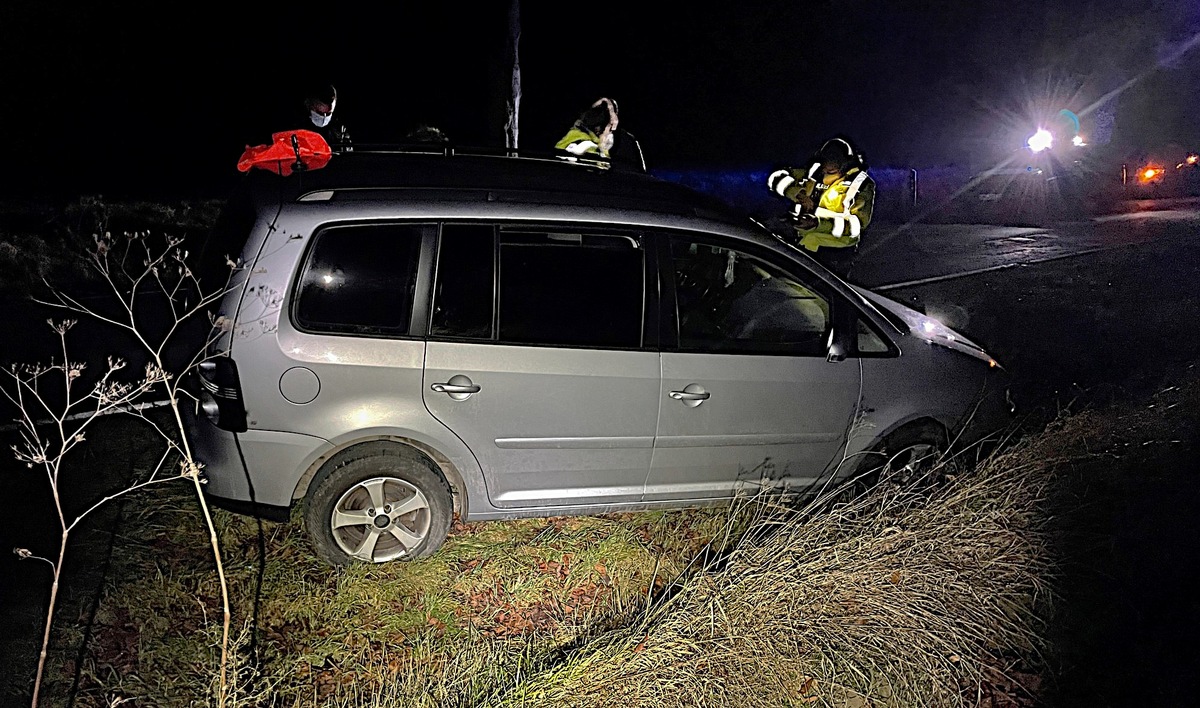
855, 424, 951, 491
304, 446, 453, 566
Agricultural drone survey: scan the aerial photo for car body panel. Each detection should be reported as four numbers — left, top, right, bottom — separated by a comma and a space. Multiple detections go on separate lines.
423, 342, 660, 507
647, 353, 860, 499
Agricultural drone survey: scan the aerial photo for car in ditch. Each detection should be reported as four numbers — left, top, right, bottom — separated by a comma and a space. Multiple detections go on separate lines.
186, 141, 1013, 566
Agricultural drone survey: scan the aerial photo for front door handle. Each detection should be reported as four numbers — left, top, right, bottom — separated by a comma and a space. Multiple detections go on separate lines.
431, 374, 481, 401
669, 384, 711, 408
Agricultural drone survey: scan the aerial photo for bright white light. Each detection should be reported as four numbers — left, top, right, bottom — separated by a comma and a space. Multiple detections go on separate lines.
1028, 129, 1053, 153
922, 320, 937, 333
321, 273, 334, 285
1072, 135, 1086, 147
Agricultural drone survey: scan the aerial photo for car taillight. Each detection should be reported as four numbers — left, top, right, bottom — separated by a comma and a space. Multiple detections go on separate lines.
198, 358, 248, 432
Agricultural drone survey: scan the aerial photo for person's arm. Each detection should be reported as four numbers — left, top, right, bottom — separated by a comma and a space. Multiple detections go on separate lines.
767, 165, 819, 210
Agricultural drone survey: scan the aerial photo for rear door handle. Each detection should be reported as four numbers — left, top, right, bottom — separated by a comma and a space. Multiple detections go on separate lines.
431, 374, 481, 401
431, 382, 481, 394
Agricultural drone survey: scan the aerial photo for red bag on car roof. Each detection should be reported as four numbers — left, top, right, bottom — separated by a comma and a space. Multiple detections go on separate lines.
237, 130, 332, 176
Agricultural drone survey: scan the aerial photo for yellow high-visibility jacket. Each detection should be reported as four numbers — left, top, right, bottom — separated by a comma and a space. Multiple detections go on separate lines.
768, 164, 876, 251
556, 127, 608, 157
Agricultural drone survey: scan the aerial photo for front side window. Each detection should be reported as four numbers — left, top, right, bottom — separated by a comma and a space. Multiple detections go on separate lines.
294, 224, 423, 335
498, 229, 644, 348
669, 236, 831, 356
857, 318, 891, 353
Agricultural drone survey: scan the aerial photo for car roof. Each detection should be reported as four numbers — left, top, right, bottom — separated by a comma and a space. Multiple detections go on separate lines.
240, 146, 742, 222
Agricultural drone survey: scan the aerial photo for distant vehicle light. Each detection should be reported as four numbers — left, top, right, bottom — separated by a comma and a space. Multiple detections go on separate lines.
1072, 135, 1086, 147
1027, 129, 1053, 153
1187, 153, 1199, 165
1139, 166, 1164, 183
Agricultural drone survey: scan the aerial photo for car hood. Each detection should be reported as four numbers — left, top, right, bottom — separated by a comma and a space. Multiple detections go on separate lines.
852, 286, 998, 366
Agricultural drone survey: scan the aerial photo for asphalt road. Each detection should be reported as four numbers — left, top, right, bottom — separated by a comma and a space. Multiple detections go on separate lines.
852, 198, 1200, 292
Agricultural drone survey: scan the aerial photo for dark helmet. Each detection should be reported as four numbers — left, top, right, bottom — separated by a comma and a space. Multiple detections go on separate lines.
815, 137, 866, 172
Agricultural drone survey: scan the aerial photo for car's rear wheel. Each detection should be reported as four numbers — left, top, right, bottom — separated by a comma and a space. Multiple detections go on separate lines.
304, 446, 453, 566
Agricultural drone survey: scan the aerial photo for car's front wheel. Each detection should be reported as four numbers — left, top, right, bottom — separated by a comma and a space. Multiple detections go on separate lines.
857, 424, 952, 490
304, 446, 453, 566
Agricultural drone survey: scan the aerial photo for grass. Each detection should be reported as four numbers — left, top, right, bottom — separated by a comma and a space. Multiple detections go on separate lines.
27, 366, 1197, 708
41, 473, 734, 707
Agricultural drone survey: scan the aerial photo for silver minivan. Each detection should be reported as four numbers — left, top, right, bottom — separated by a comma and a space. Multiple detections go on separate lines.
187, 148, 1012, 566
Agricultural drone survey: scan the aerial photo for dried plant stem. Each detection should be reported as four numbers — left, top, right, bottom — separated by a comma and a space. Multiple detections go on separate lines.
10, 228, 239, 706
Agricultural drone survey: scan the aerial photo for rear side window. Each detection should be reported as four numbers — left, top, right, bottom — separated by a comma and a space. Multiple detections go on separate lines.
498, 230, 644, 348
294, 224, 423, 335
430, 225, 645, 348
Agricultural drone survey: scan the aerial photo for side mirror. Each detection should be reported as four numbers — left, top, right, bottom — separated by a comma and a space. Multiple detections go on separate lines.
827, 338, 847, 363
827, 305, 856, 363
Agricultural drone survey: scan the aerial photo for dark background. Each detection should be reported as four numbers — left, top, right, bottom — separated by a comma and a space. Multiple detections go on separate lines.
2, 1, 1198, 199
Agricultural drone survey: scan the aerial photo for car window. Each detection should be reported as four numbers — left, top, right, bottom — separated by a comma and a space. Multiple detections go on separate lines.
294, 224, 423, 335
857, 318, 891, 353
669, 236, 831, 356
431, 224, 496, 339
498, 229, 644, 348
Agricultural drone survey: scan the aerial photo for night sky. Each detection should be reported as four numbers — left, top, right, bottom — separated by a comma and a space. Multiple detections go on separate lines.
3, 1, 1198, 199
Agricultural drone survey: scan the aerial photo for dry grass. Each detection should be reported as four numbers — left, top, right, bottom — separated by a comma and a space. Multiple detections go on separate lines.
41, 479, 731, 707
34, 371, 1200, 708
475, 373, 1200, 708
485, 438, 1058, 708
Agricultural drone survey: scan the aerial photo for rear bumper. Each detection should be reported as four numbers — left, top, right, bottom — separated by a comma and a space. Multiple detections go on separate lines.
184, 407, 333, 509
203, 490, 292, 522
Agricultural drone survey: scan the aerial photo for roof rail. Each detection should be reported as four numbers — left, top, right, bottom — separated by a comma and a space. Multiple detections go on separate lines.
340, 142, 649, 173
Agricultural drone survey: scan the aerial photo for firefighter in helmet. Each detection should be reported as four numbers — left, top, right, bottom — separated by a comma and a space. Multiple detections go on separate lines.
767, 137, 875, 273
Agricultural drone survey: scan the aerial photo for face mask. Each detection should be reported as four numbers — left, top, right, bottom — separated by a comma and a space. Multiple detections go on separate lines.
599, 130, 615, 155
310, 111, 332, 128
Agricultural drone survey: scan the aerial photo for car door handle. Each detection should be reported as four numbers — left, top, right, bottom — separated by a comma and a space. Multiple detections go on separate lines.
431, 382, 481, 394
669, 390, 710, 401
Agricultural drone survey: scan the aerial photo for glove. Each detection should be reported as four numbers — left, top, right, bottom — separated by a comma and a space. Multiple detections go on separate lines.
792, 213, 818, 231
767, 168, 795, 197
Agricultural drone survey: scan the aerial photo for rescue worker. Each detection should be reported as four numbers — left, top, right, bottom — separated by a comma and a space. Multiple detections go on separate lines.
300, 82, 352, 152
767, 137, 875, 275
556, 97, 620, 164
